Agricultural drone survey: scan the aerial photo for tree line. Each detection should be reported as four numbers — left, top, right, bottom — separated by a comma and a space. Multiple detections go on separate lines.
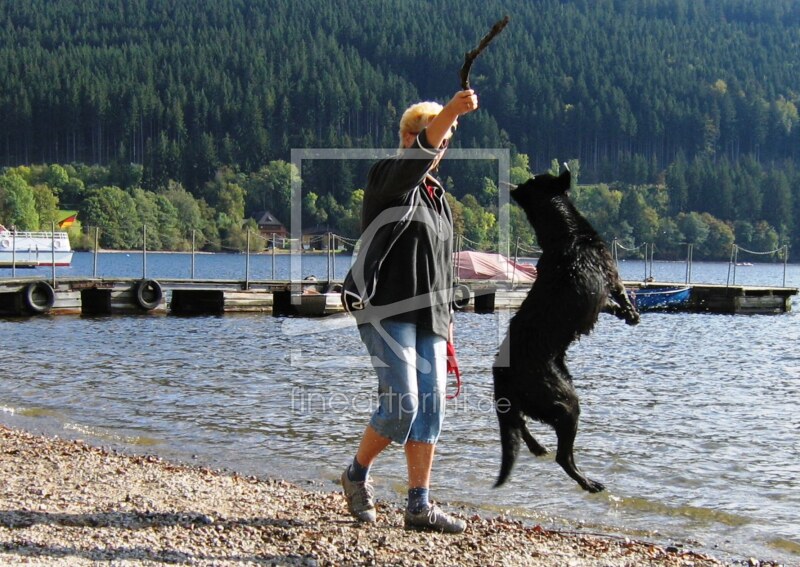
1, 0, 799, 259
1, 153, 795, 262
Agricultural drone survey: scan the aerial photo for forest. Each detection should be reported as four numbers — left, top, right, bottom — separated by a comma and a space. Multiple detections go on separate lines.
0, 0, 799, 260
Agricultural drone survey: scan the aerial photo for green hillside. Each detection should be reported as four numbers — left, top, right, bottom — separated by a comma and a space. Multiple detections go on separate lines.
1, 0, 799, 258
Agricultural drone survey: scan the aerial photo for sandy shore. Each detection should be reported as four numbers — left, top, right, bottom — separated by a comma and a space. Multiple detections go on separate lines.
0, 425, 756, 566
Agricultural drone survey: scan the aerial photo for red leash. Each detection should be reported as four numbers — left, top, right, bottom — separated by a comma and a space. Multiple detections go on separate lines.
446, 341, 462, 399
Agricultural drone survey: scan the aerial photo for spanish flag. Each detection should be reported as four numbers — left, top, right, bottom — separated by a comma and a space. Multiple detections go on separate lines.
58, 213, 77, 229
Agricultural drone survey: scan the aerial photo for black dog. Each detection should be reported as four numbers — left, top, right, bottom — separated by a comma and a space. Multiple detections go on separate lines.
493, 167, 639, 492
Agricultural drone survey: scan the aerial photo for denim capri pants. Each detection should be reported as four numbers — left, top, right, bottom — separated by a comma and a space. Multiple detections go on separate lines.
358, 320, 447, 445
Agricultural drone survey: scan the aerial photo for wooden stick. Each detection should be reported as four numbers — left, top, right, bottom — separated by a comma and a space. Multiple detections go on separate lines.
459, 16, 510, 90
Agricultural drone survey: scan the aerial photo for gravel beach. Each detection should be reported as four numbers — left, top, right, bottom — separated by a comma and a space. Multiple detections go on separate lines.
0, 425, 756, 566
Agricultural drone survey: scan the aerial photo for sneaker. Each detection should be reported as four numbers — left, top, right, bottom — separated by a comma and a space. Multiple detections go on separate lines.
341, 468, 376, 523
404, 504, 466, 533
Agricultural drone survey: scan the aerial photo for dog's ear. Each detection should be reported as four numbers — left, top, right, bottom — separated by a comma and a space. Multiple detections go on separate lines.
558, 168, 571, 193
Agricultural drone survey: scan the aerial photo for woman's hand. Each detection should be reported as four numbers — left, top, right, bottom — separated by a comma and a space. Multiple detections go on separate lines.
447, 89, 479, 117
426, 90, 478, 149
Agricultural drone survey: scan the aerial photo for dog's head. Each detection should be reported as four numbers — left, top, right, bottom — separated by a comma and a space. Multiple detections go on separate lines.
510, 167, 572, 233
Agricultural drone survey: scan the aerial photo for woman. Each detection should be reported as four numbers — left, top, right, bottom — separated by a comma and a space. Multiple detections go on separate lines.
341, 89, 478, 532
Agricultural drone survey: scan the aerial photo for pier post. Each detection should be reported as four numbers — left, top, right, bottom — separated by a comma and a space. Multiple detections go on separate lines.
473, 286, 497, 314
51, 221, 56, 287
191, 230, 196, 279
454, 234, 463, 284
170, 289, 224, 315
783, 245, 788, 287
11, 230, 16, 277
326, 232, 332, 282
142, 224, 147, 279
271, 233, 276, 279
511, 236, 519, 287
331, 233, 336, 280
245, 230, 251, 290
272, 288, 295, 316
81, 288, 112, 315
93, 227, 99, 277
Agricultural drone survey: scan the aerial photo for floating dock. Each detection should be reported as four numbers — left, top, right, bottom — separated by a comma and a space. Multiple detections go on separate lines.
0, 277, 795, 317
675, 282, 796, 315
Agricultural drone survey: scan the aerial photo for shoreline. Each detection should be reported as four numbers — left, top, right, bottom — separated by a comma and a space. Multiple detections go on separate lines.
0, 424, 756, 567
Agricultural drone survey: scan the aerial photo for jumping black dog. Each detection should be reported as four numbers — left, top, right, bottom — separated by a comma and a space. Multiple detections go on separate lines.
493, 167, 639, 492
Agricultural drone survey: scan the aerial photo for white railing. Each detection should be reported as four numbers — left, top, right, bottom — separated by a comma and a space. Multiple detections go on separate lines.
0, 230, 69, 240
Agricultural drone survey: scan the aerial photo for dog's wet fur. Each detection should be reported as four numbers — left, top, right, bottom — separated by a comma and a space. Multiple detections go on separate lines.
493, 168, 639, 492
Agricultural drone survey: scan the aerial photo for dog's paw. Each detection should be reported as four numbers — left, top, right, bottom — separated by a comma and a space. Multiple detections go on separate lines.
625, 311, 640, 326
582, 478, 606, 493
526, 442, 549, 456
521, 430, 549, 456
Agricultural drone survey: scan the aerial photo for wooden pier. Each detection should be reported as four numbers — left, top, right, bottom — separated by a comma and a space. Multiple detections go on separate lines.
678, 282, 796, 314
0, 276, 795, 317
0, 277, 345, 317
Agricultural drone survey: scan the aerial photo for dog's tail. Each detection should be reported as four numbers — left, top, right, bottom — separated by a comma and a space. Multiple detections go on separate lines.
495, 415, 520, 487
493, 367, 521, 488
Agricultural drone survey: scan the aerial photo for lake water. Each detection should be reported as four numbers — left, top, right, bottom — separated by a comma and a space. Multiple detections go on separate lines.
1, 252, 798, 564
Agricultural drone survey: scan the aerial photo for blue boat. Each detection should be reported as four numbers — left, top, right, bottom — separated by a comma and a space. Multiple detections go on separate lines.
629, 285, 692, 311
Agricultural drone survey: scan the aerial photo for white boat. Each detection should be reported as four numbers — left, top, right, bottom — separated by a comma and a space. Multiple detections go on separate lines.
0, 225, 74, 268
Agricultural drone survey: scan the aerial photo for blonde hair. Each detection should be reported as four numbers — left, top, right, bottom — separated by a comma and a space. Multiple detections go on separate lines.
398, 101, 457, 147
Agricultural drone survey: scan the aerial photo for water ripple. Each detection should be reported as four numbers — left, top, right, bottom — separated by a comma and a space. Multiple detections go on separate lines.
1, 260, 799, 563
